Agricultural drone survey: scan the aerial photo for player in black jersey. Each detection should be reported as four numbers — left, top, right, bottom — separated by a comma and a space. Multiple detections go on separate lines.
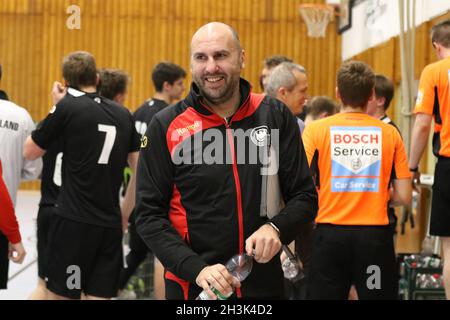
119, 62, 186, 299
29, 68, 130, 300
24, 51, 141, 300
134, 62, 186, 136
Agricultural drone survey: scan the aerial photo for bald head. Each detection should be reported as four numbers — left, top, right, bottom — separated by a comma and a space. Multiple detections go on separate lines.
191, 22, 241, 54
190, 22, 245, 108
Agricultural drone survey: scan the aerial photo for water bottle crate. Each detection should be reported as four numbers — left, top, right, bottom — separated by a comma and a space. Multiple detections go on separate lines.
399, 255, 445, 300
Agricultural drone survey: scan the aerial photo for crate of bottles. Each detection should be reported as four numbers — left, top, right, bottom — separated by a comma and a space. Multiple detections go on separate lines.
399, 255, 445, 300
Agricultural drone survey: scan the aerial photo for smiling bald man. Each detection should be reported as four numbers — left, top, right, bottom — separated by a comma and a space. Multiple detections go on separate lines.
135, 22, 317, 300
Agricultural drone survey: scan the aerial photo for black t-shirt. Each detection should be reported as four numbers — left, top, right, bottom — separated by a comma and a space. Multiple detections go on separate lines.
133, 98, 168, 136
38, 136, 63, 206
32, 88, 141, 228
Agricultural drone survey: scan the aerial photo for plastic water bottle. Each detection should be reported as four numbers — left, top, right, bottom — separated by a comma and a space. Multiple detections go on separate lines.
281, 245, 305, 282
282, 257, 305, 282
196, 253, 253, 300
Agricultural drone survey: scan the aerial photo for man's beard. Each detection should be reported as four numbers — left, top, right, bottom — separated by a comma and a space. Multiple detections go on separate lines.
194, 73, 240, 106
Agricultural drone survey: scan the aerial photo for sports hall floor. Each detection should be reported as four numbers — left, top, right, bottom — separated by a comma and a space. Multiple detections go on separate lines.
0, 191, 40, 300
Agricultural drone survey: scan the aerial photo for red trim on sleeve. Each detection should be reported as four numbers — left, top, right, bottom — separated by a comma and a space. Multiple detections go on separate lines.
168, 184, 189, 242
165, 270, 190, 300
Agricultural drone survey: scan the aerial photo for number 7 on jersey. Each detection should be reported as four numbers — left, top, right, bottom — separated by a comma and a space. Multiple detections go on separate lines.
98, 124, 117, 164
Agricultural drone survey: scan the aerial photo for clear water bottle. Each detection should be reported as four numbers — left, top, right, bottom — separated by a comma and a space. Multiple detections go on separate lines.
282, 257, 305, 281
281, 245, 305, 282
197, 253, 253, 300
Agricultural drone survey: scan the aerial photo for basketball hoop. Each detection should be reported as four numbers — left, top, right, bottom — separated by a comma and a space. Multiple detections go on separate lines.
298, 4, 336, 38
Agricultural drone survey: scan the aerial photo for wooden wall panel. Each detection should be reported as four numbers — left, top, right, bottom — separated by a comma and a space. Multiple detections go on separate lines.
0, 0, 341, 190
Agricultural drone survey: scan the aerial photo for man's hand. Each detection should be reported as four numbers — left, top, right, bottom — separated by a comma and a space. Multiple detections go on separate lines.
51, 81, 67, 105
412, 170, 421, 192
245, 224, 281, 264
196, 264, 238, 300
8, 242, 26, 264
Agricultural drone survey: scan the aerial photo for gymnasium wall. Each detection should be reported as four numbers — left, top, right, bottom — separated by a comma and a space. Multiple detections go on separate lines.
0, 0, 341, 190
351, 11, 450, 174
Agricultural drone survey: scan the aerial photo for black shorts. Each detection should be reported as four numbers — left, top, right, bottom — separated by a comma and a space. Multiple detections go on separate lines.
307, 224, 397, 300
37, 205, 56, 279
430, 157, 450, 236
45, 215, 123, 299
0, 233, 8, 289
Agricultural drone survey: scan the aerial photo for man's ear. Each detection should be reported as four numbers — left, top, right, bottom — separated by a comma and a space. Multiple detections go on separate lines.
162, 81, 171, 92
95, 73, 100, 86
377, 96, 386, 108
278, 86, 287, 98
240, 49, 246, 69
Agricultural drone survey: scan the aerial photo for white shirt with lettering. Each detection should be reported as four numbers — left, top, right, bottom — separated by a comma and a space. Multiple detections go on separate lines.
0, 99, 42, 206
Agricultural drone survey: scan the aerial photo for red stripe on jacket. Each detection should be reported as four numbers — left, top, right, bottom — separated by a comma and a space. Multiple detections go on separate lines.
163, 93, 265, 299
166, 93, 265, 157
165, 270, 190, 300
166, 107, 220, 158
168, 184, 189, 242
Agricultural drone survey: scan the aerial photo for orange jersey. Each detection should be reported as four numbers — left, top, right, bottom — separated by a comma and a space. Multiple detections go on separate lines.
414, 56, 450, 157
302, 112, 411, 226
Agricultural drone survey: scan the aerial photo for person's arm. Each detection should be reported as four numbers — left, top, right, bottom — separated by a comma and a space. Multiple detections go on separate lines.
121, 151, 139, 231
20, 111, 42, 175
409, 113, 432, 167
21, 113, 43, 179
246, 102, 318, 262
24, 136, 46, 160
24, 82, 68, 160
21, 155, 43, 179
409, 64, 435, 185
135, 116, 208, 284
390, 179, 412, 206
0, 162, 26, 264
0, 164, 21, 244
409, 113, 432, 186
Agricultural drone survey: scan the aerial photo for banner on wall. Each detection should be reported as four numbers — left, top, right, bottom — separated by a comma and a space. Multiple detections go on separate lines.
340, 0, 450, 60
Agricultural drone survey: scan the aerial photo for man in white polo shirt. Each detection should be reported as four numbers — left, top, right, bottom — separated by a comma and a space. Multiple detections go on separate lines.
0, 63, 42, 289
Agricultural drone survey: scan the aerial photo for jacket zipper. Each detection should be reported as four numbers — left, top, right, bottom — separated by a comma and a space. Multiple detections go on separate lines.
224, 118, 244, 298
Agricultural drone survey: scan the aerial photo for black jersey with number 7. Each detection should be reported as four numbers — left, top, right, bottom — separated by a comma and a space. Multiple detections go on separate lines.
32, 88, 141, 228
